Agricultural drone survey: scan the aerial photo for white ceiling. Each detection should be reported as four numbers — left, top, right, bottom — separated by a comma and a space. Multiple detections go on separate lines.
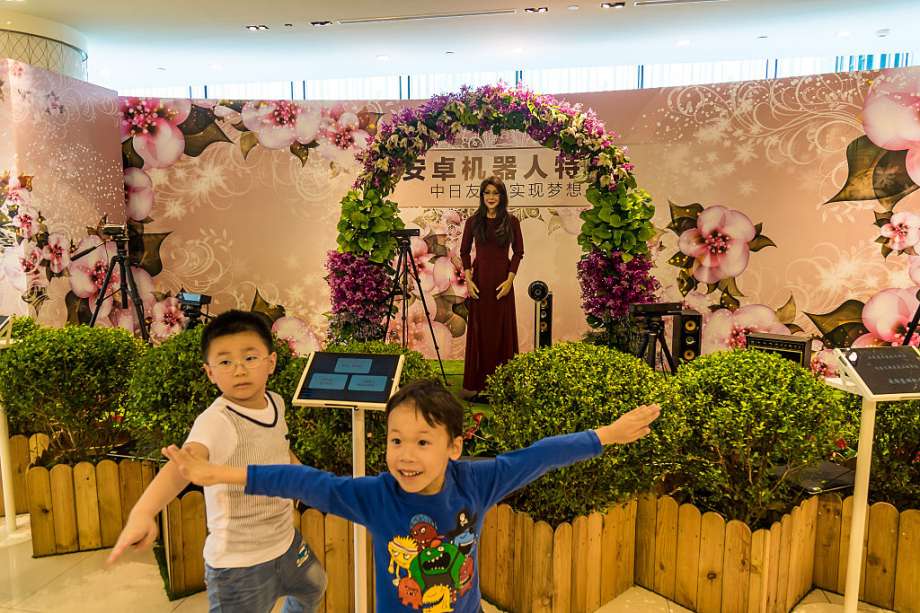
5, 0, 920, 91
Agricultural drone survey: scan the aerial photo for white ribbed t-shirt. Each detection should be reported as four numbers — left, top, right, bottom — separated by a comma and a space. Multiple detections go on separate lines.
185, 391, 295, 568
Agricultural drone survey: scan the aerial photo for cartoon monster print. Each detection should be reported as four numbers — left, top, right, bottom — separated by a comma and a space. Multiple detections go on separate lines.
388, 536, 419, 585
457, 554, 474, 597
410, 542, 466, 592
421, 584, 454, 613
398, 577, 423, 609
409, 513, 441, 549
445, 508, 478, 556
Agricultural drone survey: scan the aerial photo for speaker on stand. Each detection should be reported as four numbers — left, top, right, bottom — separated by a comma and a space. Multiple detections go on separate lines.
528, 281, 553, 350
671, 310, 702, 364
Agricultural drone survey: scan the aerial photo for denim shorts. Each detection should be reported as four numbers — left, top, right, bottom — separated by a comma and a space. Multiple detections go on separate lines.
204, 531, 327, 613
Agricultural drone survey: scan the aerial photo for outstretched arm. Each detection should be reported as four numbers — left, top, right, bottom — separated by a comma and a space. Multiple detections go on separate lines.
595, 403, 660, 445
162, 444, 246, 486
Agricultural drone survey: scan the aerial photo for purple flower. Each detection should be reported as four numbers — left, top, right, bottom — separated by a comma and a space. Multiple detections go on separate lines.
577, 250, 660, 321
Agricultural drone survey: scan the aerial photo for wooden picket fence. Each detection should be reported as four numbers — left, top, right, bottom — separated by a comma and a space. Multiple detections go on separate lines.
25, 455, 156, 556
162, 492, 376, 610
0, 433, 49, 517
812, 494, 920, 613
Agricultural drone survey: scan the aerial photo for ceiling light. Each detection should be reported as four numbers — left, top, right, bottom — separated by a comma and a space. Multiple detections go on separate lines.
876, 28, 890, 38
156, 67, 167, 71
600, 2, 626, 8
568, 5, 580, 10
445, 50, 455, 55
524, 7, 549, 13
837, 30, 851, 38
310, 20, 333, 27
757, 34, 768, 39
245, 24, 269, 31
283, 23, 293, 27
338, 9, 516, 24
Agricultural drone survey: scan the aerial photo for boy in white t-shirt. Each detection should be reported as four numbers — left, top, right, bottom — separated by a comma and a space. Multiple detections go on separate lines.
107, 310, 326, 612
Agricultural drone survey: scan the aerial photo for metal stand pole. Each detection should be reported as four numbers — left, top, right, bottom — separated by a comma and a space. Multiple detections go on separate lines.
842, 397, 877, 613
352, 408, 368, 613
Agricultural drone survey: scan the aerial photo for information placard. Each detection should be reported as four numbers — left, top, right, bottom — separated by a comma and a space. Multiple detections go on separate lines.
292, 352, 405, 411
837, 346, 920, 397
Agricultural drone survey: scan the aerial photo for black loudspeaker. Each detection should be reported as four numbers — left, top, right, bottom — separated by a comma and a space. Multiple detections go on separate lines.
671, 310, 702, 363
534, 293, 553, 349
745, 332, 812, 368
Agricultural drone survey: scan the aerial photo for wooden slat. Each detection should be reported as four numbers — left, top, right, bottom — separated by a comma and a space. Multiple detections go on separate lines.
73, 462, 102, 550
26, 466, 55, 556
480, 506, 498, 600
600, 505, 620, 605
140, 461, 156, 489
784, 503, 803, 611
95, 459, 123, 547
165, 499, 186, 596
520, 513, 536, 613
2, 434, 30, 515
864, 502, 899, 610
50, 464, 78, 554
722, 519, 752, 613
366, 532, 374, 613
494, 504, 514, 609
513, 511, 527, 613
765, 522, 781, 613
674, 503, 702, 611
180, 491, 206, 592
654, 496, 679, 601
532, 521, 555, 613
570, 514, 589, 613
552, 522, 572, 613
118, 460, 144, 526
29, 433, 50, 463
635, 493, 658, 589
777, 513, 793, 612
894, 509, 920, 613
814, 494, 843, 591
748, 529, 771, 613
324, 513, 350, 613
347, 520, 355, 613
585, 511, 603, 611
302, 508, 326, 613
618, 499, 637, 599
837, 495, 869, 598
800, 497, 818, 602
696, 511, 725, 613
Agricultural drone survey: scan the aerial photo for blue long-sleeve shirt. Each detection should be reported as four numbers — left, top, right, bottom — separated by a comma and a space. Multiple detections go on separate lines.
246, 430, 602, 612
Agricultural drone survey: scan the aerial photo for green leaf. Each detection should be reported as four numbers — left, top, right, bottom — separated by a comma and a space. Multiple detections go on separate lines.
184, 122, 232, 157
748, 234, 776, 252
122, 138, 144, 169
668, 200, 704, 222
178, 105, 218, 135
805, 299, 868, 348
290, 142, 311, 166
775, 295, 796, 325
826, 135, 919, 210
240, 131, 259, 159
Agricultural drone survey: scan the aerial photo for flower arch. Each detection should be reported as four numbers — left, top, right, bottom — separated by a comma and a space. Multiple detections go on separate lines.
328, 83, 657, 342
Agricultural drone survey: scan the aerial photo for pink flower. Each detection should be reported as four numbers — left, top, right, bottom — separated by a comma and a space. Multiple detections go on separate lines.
4, 185, 32, 208
120, 98, 191, 169
11, 204, 39, 240
909, 256, 920, 286
414, 254, 453, 296
853, 287, 920, 346
702, 304, 790, 354
389, 301, 452, 359
880, 211, 920, 251
124, 168, 154, 221
1, 246, 27, 292
681, 290, 714, 323
811, 348, 839, 378
17, 241, 43, 275
150, 297, 187, 343
678, 205, 756, 284
319, 104, 370, 153
42, 233, 70, 274
272, 316, 321, 356
110, 307, 141, 334
862, 69, 920, 185
68, 236, 117, 299
241, 100, 320, 149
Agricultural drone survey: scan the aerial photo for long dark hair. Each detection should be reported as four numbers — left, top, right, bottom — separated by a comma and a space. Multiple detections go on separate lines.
471, 176, 512, 247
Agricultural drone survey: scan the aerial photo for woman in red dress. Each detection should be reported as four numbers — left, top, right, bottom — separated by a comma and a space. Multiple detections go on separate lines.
460, 176, 524, 400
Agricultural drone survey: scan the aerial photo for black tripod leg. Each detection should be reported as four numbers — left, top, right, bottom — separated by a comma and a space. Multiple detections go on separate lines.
89, 256, 119, 326
657, 328, 676, 373
383, 247, 405, 341
122, 263, 150, 342
407, 253, 448, 386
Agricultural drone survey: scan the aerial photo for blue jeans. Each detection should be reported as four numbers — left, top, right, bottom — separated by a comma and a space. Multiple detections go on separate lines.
204, 531, 327, 613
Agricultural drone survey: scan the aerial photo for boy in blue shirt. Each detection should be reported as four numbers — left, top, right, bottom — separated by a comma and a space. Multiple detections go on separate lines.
164, 378, 660, 612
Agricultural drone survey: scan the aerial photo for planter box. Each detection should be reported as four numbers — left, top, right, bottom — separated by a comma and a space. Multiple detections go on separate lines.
25, 457, 155, 556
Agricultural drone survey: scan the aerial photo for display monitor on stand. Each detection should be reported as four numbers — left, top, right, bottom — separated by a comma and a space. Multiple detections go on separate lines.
826, 345, 920, 613
291, 351, 405, 612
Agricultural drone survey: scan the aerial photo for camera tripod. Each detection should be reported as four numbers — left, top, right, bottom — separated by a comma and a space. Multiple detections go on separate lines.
383, 236, 448, 386
634, 315, 676, 373
86, 233, 150, 342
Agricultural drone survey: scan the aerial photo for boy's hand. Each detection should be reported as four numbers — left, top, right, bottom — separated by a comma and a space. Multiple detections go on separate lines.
162, 444, 247, 486
106, 513, 158, 565
596, 404, 661, 445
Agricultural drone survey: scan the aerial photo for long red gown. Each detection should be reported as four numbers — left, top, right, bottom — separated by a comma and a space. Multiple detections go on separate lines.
460, 214, 524, 393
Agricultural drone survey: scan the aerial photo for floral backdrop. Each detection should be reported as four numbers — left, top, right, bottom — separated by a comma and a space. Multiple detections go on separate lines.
2, 60, 920, 369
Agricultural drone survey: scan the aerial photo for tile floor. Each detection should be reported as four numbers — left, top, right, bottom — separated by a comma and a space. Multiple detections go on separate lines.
0, 514, 895, 613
